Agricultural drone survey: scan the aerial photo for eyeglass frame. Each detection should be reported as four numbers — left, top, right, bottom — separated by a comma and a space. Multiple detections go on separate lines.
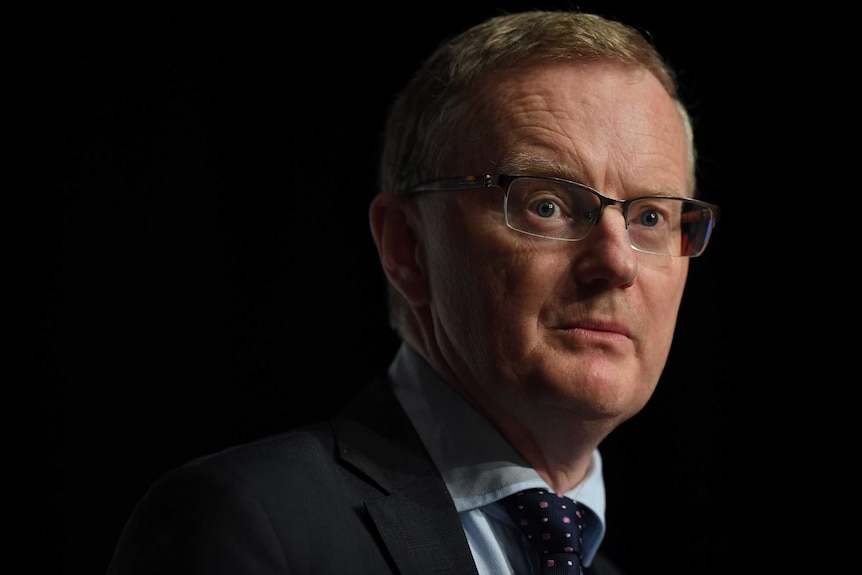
406, 174, 720, 258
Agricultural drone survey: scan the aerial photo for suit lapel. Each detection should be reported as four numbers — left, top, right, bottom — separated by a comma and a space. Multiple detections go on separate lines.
332, 374, 479, 574
366, 475, 477, 574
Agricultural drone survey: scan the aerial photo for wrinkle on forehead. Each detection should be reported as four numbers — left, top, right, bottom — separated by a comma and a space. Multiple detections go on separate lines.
465, 61, 690, 198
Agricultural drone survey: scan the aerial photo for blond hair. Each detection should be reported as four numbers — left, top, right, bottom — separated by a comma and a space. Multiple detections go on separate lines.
378, 10, 694, 196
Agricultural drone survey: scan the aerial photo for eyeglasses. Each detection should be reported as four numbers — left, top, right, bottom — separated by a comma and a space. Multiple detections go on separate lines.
407, 174, 720, 258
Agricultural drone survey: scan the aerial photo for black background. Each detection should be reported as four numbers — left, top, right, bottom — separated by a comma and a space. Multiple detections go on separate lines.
17, 2, 837, 573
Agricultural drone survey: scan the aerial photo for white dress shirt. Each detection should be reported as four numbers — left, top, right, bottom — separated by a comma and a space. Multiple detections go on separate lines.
388, 343, 607, 573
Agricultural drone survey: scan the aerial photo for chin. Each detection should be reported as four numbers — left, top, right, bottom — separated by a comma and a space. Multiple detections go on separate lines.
549, 369, 653, 419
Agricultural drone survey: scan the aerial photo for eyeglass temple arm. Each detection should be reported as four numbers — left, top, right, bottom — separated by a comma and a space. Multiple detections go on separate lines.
408, 175, 495, 195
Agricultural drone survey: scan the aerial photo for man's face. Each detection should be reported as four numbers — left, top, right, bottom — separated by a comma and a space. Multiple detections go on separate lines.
418, 61, 691, 433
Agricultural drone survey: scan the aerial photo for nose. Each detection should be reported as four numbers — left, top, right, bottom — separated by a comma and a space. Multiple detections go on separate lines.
572, 204, 638, 287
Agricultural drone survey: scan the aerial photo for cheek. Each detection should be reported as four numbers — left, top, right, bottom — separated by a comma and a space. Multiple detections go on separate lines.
641, 263, 689, 355
424, 194, 568, 356
428, 229, 547, 343
431, 242, 514, 326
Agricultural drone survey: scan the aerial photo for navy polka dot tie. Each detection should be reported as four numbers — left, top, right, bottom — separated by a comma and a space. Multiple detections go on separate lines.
501, 488, 586, 575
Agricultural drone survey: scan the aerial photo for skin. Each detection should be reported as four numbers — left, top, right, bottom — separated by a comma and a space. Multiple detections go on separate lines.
369, 61, 690, 494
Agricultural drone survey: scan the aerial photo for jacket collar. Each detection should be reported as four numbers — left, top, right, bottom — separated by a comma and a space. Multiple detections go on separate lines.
331, 373, 480, 574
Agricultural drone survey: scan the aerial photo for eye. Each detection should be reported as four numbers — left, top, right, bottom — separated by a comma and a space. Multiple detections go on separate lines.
629, 199, 673, 230
638, 209, 661, 227
534, 199, 561, 218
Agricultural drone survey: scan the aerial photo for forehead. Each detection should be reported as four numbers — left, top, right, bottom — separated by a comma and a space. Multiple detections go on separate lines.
464, 61, 689, 194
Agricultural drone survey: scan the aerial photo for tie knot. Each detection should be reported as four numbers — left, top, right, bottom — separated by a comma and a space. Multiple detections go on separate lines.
501, 488, 586, 573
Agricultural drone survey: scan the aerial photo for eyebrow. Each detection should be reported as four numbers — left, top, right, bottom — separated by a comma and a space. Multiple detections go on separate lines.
498, 152, 688, 198
497, 153, 578, 180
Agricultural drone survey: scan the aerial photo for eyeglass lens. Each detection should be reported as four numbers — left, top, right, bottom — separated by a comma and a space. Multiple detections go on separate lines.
504, 177, 715, 257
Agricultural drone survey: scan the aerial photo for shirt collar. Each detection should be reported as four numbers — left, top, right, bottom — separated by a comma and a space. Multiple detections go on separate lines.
387, 342, 607, 558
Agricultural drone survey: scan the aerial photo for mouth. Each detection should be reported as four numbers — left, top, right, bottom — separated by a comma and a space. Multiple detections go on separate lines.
555, 319, 632, 342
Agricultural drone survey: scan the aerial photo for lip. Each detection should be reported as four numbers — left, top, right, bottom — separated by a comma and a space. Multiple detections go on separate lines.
556, 319, 632, 342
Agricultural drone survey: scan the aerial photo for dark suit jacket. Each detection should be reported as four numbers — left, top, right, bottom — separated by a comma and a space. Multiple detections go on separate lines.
107, 373, 624, 574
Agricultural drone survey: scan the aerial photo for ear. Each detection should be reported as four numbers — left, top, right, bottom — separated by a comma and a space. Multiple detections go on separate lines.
369, 192, 429, 305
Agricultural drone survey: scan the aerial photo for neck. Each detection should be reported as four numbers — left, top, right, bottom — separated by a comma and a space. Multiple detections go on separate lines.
490, 410, 611, 493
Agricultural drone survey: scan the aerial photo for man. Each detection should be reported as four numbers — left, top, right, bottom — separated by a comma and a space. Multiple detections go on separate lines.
108, 10, 719, 574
